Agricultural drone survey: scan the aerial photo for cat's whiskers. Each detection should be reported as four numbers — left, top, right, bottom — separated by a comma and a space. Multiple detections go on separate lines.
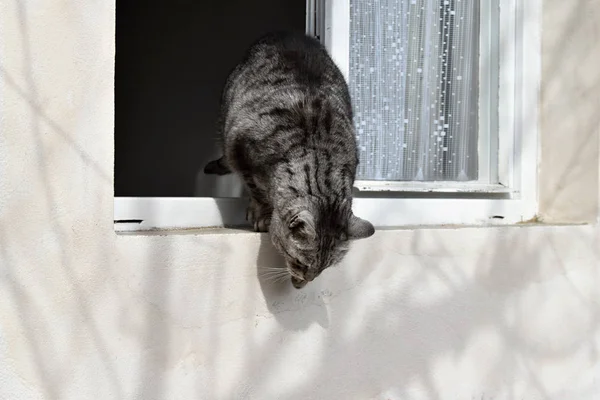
265, 275, 290, 283
259, 268, 287, 273
259, 266, 287, 271
258, 268, 290, 282
258, 270, 287, 276
274, 273, 292, 283
258, 268, 287, 274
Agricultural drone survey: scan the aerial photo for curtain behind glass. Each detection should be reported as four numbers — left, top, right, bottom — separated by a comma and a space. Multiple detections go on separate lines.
350, 0, 480, 181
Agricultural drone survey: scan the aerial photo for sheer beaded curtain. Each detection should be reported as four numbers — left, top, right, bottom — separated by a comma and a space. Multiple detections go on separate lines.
350, 0, 480, 181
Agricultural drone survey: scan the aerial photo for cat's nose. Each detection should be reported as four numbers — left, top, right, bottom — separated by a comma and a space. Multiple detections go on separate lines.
304, 270, 316, 282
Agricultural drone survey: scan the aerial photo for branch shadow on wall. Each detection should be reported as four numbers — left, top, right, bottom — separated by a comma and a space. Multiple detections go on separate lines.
0, 0, 122, 398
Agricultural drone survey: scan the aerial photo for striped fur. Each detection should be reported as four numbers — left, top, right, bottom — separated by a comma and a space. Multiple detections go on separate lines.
205, 32, 374, 288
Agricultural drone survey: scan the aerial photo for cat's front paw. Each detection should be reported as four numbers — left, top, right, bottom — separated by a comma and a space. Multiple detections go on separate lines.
253, 216, 271, 232
246, 200, 271, 232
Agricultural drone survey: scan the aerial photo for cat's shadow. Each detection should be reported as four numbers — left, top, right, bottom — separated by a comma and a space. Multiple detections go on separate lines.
256, 233, 330, 331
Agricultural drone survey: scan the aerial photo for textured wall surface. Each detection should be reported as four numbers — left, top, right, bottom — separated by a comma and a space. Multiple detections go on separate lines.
539, 0, 600, 223
0, 1, 599, 399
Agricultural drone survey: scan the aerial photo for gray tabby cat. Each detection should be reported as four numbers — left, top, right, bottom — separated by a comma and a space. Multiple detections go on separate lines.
205, 32, 374, 289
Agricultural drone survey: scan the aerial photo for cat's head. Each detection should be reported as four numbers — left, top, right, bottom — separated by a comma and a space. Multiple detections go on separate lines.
270, 198, 374, 289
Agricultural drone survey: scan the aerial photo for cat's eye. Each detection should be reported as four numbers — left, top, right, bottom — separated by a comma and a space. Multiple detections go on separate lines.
291, 262, 308, 272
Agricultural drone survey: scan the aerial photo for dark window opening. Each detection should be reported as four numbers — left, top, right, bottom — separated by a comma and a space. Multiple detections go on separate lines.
115, 1, 306, 197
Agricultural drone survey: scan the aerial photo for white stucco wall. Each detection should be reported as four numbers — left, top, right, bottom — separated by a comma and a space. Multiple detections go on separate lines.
1, 1, 599, 399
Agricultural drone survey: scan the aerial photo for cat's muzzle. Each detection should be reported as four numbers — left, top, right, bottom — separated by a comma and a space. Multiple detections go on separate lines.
291, 276, 308, 289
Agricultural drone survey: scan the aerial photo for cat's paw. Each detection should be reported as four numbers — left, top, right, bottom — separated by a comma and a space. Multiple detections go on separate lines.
246, 200, 271, 232
253, 215, 271, 232
245, 203, 257, 224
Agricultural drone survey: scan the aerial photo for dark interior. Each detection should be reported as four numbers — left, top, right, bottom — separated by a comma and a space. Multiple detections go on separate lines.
115, 1, 306, 197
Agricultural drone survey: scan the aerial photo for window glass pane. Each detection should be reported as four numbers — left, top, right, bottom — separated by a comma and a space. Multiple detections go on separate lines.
350, 0, 480, 181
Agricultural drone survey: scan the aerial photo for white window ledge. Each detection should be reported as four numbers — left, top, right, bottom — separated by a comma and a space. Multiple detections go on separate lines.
114, 196, 539, 232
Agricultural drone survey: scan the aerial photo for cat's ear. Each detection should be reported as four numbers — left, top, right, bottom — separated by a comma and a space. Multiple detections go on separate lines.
289, 210, 316, 240
347, 214, 375, 240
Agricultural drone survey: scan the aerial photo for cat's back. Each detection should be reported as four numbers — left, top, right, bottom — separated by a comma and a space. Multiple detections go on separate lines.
252, 31, 337, 86
221, 32, 356, 181
225, 32, 347, 103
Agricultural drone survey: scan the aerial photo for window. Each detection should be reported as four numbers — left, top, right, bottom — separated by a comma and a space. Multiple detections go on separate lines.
115, 0, 541, 231
350, 0, 481, 182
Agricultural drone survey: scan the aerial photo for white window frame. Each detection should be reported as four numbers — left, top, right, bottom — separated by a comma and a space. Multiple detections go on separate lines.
114, 0, 540, 231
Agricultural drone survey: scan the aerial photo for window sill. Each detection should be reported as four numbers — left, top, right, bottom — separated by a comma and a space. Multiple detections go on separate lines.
114, 221, 588, 236
114, 196, 538, 232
